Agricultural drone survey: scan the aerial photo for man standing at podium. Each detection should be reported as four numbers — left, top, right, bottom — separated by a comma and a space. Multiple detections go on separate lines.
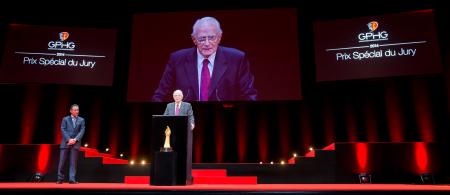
164, 89, 195, 184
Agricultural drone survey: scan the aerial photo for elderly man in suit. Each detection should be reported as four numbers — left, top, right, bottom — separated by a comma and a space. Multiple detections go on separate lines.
56, 104, 86, 184
152, 16, 257, 102
163, 89, 195, 184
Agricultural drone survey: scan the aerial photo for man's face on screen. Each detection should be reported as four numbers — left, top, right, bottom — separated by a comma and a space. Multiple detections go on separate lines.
173, 91, 183, 103
192, 24, 221, 58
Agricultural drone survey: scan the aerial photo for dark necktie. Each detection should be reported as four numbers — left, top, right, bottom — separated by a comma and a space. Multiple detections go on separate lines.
200, 59, 210, 101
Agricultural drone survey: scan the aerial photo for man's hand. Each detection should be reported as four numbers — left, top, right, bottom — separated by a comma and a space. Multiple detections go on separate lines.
68, 139, 77, 145
191, 123, 195, 130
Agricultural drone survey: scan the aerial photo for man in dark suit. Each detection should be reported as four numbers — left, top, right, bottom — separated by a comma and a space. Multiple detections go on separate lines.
56, 104, 86, 184
164, 90, 195, 184
152, 16, 257, 102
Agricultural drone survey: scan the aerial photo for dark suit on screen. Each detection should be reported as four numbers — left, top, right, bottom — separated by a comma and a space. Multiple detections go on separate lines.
57, 115, 85, 182
164, 101, 195, 183
152, 46, 257, 102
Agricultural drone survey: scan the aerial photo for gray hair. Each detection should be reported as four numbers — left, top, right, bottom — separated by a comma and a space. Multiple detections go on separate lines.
191, 16, 223, 36
173, 89, 183, 96
70, 104, 79, 110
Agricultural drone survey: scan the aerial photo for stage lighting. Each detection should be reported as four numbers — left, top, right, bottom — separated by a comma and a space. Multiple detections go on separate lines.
84, 143, 88, 147
130, 160, 135, 165
141, 160, 146, 165
259, 162, 263, 164
420, 173, 434, 184
120, 153, 124, 158
280, 160, 285, 165
105, 147, 110, 152
309, 147, 314, 151
358, 173, 371, 184
30, 172, 45, 182
293, 153, 297, 157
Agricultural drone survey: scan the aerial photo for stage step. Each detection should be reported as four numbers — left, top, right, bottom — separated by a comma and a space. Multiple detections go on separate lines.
194, 176, 257, 184
80, 147, 128, 164
81, 149, 113, 158
123, 175, 258, 185
192, 169, 227, 177
288, 143, 336, 164
102, 156, 129, 164
323, 143, 335, 150
124, 176, 150, 184
124, 169, 257, 184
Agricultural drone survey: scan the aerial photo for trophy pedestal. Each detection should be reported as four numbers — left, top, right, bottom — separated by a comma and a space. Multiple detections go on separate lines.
151, 115, 188, 185
150, 151, 177, 186
160, 147, 173, 152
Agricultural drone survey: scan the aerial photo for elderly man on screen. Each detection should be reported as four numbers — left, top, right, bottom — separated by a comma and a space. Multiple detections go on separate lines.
152, 16, 257, 102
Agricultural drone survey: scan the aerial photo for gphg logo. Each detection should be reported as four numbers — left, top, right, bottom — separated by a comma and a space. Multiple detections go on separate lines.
48, 32, 76, 51
358, 21, 388, 42
59, 32, 69, 41
367, 21, 378, 31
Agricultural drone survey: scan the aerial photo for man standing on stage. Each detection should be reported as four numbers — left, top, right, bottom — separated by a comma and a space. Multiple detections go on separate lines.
57, 104, 86, 184
164, 89, 195, 184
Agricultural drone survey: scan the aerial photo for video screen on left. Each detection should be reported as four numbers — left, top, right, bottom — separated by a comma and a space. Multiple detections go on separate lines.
0, 24, 117, 86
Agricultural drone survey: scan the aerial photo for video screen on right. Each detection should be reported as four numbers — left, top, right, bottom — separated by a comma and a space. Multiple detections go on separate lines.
314, 10, 442, 82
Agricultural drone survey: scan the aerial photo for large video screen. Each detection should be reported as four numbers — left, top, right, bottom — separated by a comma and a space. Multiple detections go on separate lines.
314, 10, 442, 81
0, 24, 117, 86
127, 8, 301, 102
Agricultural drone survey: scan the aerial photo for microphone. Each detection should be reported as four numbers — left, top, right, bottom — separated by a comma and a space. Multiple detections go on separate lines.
184, 89, 190, 101
215, 89, 221, 101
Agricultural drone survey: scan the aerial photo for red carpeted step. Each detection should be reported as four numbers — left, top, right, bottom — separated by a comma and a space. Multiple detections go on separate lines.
80, 148, 98, 156
305, 150, 315, 157
124, 176, 150, 184
80, 147, 97, 152
97, 153, 114, 158
288, 157, 296, 164
323, 143, 335, 150
85, 152, 113, 158
194, 176, 257, 184
81, 147, 124, 164
83, 151, 100, 157
102, 156, 129, 164
192, 169, 227, 177
82, 149, 114, 158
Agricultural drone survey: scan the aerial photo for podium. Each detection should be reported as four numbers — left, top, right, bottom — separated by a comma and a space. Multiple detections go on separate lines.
150, 115, 188, 186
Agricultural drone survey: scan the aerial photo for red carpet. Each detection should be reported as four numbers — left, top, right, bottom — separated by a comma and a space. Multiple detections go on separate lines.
323, 143, 335, 150
192, 169, 227, 177
193, 176, 257, 184
79, 148, 258, 185
80, 147, 128, 164
0, 183, 449, 191
124, 176, 150, 184
289, 143, 336, 163
124, 169, 258, 184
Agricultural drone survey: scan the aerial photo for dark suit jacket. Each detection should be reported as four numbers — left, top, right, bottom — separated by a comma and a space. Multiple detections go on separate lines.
60, 115, 86, 149
164, 102, 195, 128
152, 46, 257, 102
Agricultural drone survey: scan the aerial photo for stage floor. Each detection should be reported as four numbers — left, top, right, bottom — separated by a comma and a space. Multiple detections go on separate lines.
1, 183, 449, 191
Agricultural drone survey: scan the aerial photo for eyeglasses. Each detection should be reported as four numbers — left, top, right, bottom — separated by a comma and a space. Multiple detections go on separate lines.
195, 35, 219, 44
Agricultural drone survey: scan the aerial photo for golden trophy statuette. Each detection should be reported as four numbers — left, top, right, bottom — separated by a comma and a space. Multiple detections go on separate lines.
160, 126, 173, 152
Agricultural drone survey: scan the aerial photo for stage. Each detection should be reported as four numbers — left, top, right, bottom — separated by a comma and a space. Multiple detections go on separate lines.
1, 143, 449, 194
1, 183, 449, 195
